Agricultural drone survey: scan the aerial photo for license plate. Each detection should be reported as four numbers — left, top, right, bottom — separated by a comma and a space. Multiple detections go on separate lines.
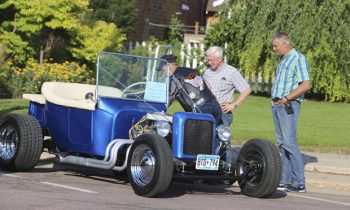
195, 154, 220, 170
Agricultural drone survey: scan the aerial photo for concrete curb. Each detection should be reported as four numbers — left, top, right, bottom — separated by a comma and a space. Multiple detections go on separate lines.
304, 165, 350, 175
306, 180, 350, 191
302, 151, 350, 176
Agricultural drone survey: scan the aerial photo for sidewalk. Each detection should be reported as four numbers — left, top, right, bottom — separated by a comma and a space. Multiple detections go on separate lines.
303, 151, 350, 175
302, 151, 350, 191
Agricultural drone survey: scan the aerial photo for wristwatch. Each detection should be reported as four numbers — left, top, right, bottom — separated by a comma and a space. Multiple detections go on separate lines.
233, 103, 238, 109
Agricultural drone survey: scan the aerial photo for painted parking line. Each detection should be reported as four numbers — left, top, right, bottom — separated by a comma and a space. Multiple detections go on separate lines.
288, 193, 350, 207
1, 173, 23, 178
1, 172, 97, 194
41, 181, 98, 194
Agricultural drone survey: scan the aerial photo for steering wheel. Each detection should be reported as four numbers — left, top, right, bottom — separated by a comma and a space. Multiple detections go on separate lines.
121, 82, 147, 97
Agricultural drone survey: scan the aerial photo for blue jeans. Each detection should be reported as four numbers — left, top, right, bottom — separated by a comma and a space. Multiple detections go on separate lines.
222, 112, 233, 126
222, 112, 233, 164
272, 101, 305, 186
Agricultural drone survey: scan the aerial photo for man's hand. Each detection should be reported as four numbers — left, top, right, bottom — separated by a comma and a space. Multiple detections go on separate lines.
271, 97, 287, 108
221, 103, 237, 113
279, 97, 287, 107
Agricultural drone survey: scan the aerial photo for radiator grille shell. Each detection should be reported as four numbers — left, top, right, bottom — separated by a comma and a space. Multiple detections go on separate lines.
183, 119, 214, 155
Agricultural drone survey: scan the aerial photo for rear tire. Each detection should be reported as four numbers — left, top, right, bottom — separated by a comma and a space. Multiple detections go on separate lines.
0, 114, 43, 171
127, 133, 173, 197
236, 139, 281, 198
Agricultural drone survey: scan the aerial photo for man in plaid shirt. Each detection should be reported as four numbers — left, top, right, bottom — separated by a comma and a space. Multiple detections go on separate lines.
203, 46, 252, 126
271, 32, 312, 193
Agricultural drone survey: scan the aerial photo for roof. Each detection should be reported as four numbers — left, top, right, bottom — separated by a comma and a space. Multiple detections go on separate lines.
206, 0, 225, 12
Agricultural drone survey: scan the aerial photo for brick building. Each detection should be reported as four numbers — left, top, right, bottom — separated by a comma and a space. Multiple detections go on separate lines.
128, 0, 207, 42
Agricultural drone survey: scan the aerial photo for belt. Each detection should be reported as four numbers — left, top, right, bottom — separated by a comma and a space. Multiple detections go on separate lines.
272, 97, 300, 103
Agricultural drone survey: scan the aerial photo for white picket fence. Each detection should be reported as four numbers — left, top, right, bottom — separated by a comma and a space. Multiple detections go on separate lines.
126, 41, 207, 70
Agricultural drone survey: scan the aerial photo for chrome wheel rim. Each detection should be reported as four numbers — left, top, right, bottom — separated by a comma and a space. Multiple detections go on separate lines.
130, 144, 156, 187
0, 125, 18, 160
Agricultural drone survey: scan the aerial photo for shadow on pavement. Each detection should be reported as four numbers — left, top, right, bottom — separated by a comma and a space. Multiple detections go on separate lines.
159, 181, 287, 199
302, 153, 318, 165
24, 151, 290, 199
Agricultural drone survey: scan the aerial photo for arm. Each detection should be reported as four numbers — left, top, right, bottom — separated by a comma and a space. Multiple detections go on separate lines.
204, 79, 212, 89
233, 87, 252, 106
279, 80, 312, 105
285, 80, 312, 100
168, 76, 179, 105
221, 87, 252, 113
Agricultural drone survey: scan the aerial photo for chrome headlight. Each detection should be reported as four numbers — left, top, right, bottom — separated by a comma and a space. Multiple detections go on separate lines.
216, 124, 231, 142
153, 120, 171, 137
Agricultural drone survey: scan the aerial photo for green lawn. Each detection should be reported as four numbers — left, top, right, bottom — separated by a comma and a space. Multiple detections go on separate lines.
1, 96, 350, 153
169, 96, 350, 154
0, 99, 29, 116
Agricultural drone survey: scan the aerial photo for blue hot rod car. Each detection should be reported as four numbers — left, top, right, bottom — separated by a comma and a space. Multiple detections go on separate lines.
0, 52, 281, 198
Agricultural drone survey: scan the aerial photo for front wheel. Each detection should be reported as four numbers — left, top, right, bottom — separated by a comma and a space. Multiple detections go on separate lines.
236, 139, 281, 198
127, 133, 173, 197
0, 114, 43, 171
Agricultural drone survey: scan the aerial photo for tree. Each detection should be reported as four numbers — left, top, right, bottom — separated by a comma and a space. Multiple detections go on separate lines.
205, 0, 350, 102
88, 0, 137, 34
0, 0, 127, 98
0, 0, 90, 64
70, 21, 126, 64
167, 15, 183, 44
0, 0, 126, 66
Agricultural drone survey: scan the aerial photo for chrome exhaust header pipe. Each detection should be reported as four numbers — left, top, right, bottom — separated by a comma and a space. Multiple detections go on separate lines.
57, 139, 133, 171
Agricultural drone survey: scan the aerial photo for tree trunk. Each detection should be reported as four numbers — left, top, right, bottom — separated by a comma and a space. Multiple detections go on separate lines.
39, 46, 44, 65
39, 32, 55, 64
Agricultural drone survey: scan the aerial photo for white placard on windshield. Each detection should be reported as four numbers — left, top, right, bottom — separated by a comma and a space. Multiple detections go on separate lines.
144, 82, 167, 103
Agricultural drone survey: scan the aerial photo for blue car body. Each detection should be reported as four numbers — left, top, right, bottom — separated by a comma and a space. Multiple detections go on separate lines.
28, 99, 216, 159
27, 52, 217, 159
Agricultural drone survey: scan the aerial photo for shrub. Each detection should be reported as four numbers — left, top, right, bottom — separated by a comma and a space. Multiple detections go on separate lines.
8, 59, 94, 98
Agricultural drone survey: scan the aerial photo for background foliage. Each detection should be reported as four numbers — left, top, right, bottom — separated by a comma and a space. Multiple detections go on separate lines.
204, 0, 350, 102
88, 0, 137, 35
1, 0, 349, 103
3, 59, 94, 98
0, 0, 89, 65
0, 0, 129, 98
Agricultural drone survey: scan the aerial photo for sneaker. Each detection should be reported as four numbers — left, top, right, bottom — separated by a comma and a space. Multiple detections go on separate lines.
285, 185, 306, 193
277, 183, 288, 190
277, 183, 286, 190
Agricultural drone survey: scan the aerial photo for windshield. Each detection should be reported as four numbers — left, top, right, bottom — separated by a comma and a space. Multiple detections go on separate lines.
96, 52, 169, 104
